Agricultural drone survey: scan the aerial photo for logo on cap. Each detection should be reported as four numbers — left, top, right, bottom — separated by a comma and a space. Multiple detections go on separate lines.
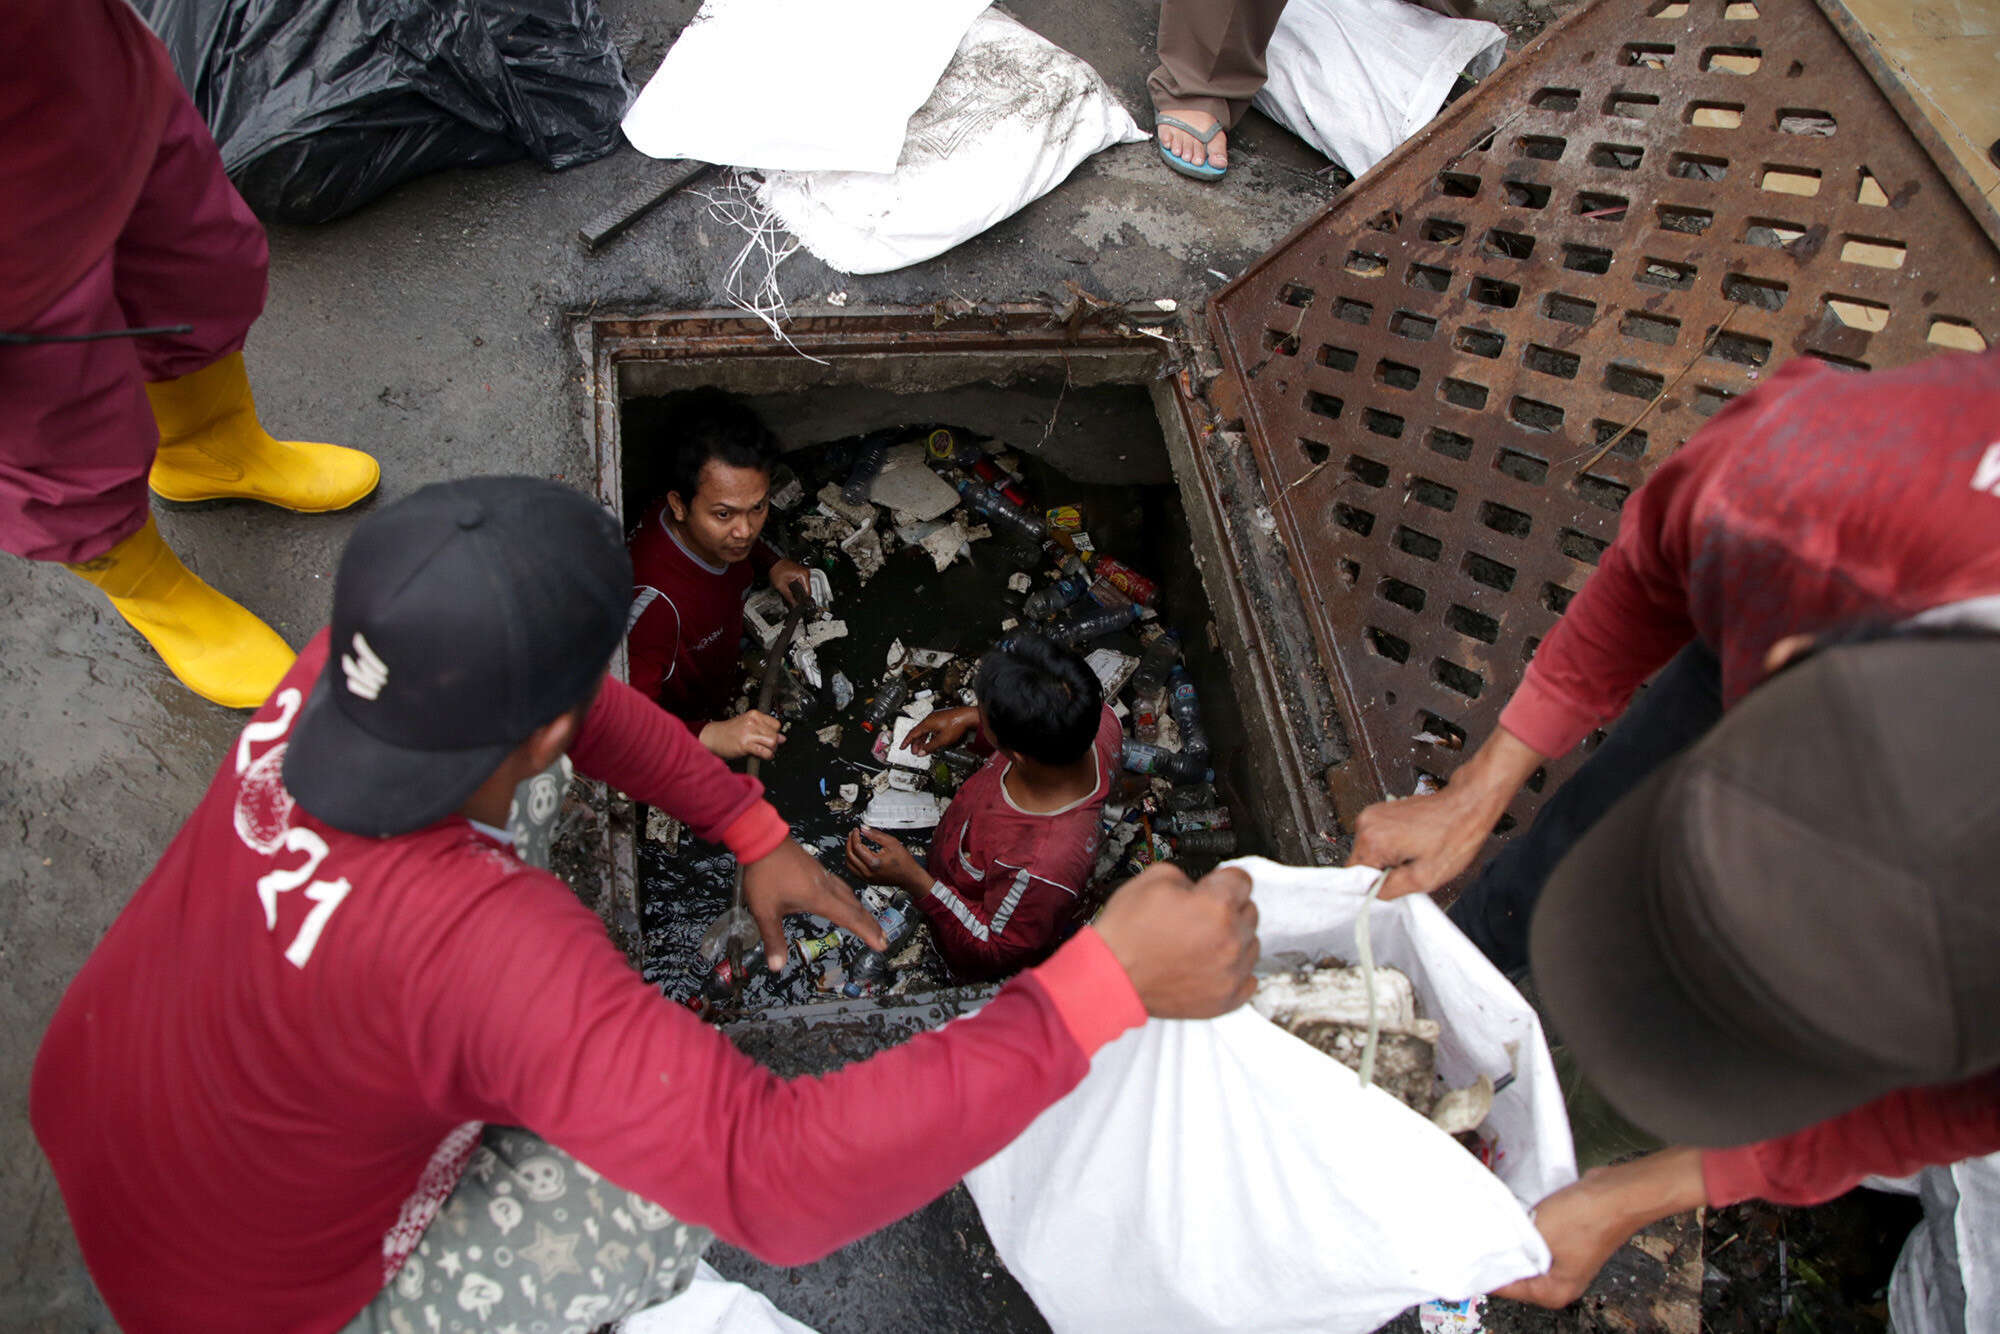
342, 632, 390, 701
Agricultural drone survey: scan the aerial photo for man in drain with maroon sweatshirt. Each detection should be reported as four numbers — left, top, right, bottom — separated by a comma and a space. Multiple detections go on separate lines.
30, 476, 1260, 1334
627, 390, 817, 761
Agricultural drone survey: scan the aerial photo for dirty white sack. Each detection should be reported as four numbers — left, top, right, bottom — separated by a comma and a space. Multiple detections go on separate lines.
618, 1260, 816, 1333
755, 10, 1145, 275
621, 0, 989, 172
965, 858, 1574, 1334
1251, 0, 1507, 177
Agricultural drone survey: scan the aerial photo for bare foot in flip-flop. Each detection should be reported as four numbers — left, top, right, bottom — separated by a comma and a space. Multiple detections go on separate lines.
1158, 109, 1226, 172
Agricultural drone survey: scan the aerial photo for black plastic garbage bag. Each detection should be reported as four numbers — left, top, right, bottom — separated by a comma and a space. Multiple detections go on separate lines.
135, 0, 635, 223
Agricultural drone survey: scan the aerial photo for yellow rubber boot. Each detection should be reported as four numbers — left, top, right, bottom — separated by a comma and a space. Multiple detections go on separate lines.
145, 351, 380, 511
65, 516, 295, 709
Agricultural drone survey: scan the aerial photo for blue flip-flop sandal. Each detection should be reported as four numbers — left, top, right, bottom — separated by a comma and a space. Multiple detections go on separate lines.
1156, 115, 1227, 181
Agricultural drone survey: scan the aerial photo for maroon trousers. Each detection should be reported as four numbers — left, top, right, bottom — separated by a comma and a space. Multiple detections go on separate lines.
0, 90, 268, 564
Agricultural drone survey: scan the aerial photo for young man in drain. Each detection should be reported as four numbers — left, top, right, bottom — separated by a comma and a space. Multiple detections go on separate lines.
31, 475, 1260, 1334
626, 388, 823, 761
844, 634, 1123, 981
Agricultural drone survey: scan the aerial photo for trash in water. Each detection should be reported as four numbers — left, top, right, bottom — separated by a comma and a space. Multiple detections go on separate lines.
859, 789, 947, 829
830, 672, 854, 710
841, 523, 886, 581
1007, 571, 1032, 594
907, 647, 953, 669
1084, 648, 1139, 697
767, 463, 806, 511
815, 481, 877, 530
868, 442, 962, 520
816, 724, 843, 746
800, 617, 849, 649
743, 588, 791, 647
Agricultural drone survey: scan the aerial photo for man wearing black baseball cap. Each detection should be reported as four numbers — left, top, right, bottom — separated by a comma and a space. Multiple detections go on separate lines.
1491, 632, 2000, 1329
29, 476, 1261, 1333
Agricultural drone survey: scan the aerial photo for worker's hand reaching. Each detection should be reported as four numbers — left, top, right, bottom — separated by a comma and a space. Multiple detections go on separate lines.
743, 839, 886, 972
843, 826, 930, 895
700, 709, 784, 761
1493, 1148, 1707, 1309
771, 560, 828, 607
903, 705, 979, 756
1094, 863, 1259, 1019
1347, 727, 1545, 899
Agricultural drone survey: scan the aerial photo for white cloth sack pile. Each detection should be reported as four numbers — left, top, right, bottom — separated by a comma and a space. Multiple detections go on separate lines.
620, 0, 991, 173
1253, 0, 1507, 177
754, 10, 1145, 274
964, 858, 1576, 1334
619, 1260, 817, 1334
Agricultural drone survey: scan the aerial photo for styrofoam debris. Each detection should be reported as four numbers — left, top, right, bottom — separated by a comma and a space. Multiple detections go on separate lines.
798, 512, 859, 545
743, 588, 790, 647
831, 672, 854, 710
904, 649, 949, 670
1000, 617, 1019, 631
816, 482, 877, 529
860, 789, 947, 829
842, 523, 886, 581
1007, 571, 1032, 594
801, 617, 849, 648
839, 783, 860, 804
884, 715, 930, 771
887, 769, 923, 792
918, 521, 970, 571
817, 724, 843, 746
790, 643, 823, 689
768, 470, 806, 511
868, 442, 961, 521
1085, 648, 1138, 697
885, 639, 908, 671
644, 807, 682, 848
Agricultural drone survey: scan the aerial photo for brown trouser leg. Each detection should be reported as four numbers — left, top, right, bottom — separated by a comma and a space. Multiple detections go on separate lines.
1147, 0, 1293, 130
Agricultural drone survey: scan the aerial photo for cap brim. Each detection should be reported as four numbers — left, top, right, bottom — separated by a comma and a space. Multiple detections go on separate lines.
282, 663, 514, 839
1530, 761, 1898, 1148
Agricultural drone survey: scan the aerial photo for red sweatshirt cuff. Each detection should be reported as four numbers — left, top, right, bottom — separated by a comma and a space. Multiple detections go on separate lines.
1700, 1146, 1769, 1207
1026, 927, 1147, 1058
720, 801, 789, 864
1498, 666, 1602, 759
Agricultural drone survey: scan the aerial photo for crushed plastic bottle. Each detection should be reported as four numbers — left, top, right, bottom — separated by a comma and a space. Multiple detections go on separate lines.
859, 673, 911, 733
1023, 570, 1091, 620
1174, 828, 1239, 856
841, 431, 894, 504
1164, 806, 1233, 833
1168, 665, 1210, 760
1052, 601, 1143, 648
1168, 782, 1219, 811
1120, 739, 1214, 785
954, 478, 1047, 543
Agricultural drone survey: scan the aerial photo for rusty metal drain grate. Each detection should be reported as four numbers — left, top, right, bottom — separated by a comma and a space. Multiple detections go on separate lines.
1208, 0, 2000, 867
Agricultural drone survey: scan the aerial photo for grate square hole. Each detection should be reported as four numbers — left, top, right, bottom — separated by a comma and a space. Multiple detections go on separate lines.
1334, 297, 1374, 325
1262, 328, 1301, 355
1334, 502, 1376, 537
1493, 812, 1519, 835
1463, 550, 1517, 592
1704, 46, 1763, 75
1744, 216, 1813, 251
1510, 396, 1565, 432
1928, 318, 1988, 353
1605, 91, 1660, 121
1593, 420, 1648, 459
1708, 331, 1772, 367
1407, 263, 1454, 292
1688, 100, 1745, 129
1670, 152, 1729, 181
1723, 273, 1789, 310
1417, 712, 1468, 749
1445, 604, 1501, 645
1299, 438, 1331, 466
1649, 0, 1689, 14
1395, 525, 1443, 561
1495, 447, 1549, 484
1656, 203, 1713, 234
1559, 528, 1609, 564
1433, 658, 1486, 700
1806, 351, 1870, 372
1346, 250, 1390, 278
1589, 141, 1646, 170
1338, 558, 1361, 588
1532, 87, 1580, 111
1389, 310, 1438, 341
1636, 257, 1697, 290
1577, 191, 1631, 221
1479, 500, 1533, 538
1319, 344, 1359, 372
1777, 108, 1837, 137
1440, 377, 1489, 410
1724, 1, 1759, 17
1364, 408, 1406, 439
1455, 326, 1507, 358
1856, 168, 1890, 207
1470, 276, 1521, 309
1542, 292, 1597, 326
1428, 428, 1474, 461
1376, 577, 1426, 613
1840, 236, 1907, 270
1346, 454, 1390, 488
1690, 385, 1738, 416
1438, 171, 1482, 197
1563, 243, 1613, 274
1365, 209, 1402, 233
1619, 44, 1674, 70
1481, 228, 1537, 260
1824, 295, 1889, 332
1422, 217, 1467, 246
1305, 390, 1345, 421
1502, 179, 1552, 210
1621, 310, 1681, 345
1366, 627, 1411, 662
1574, 473, 1632, 512
1541, 582, 1576, 614
1518, 135, 1567, 161
1605, 361, 1665, 399
1409, 477, 1458, 512
1376, 359, 1421, 391
1760, 165, 1822, 198
1278, 283, 1316, 307
1523, 344, 1581, 379
1526, 765, 1548, 792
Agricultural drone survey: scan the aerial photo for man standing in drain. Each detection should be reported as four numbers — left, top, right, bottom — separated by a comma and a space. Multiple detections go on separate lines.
1, 0, 379, 709
31, 475, 1260, 1334
627, 389, 822, 760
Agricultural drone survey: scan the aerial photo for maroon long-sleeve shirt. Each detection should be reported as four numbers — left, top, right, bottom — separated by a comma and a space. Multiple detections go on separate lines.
1495, 349, 2000, 1205
32, 631, 1145, 1333
626, 500, 781, 730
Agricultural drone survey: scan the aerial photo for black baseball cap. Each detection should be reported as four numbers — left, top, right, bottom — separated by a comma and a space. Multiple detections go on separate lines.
1531, 634, 2000, 1147
285, 476, 630, 837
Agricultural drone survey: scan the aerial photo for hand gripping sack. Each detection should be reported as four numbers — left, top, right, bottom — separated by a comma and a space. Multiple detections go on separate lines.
964, 859, 1576, 1334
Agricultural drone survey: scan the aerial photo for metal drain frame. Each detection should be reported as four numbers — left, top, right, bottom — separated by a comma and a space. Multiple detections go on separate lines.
1206, 0, 2000, 876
